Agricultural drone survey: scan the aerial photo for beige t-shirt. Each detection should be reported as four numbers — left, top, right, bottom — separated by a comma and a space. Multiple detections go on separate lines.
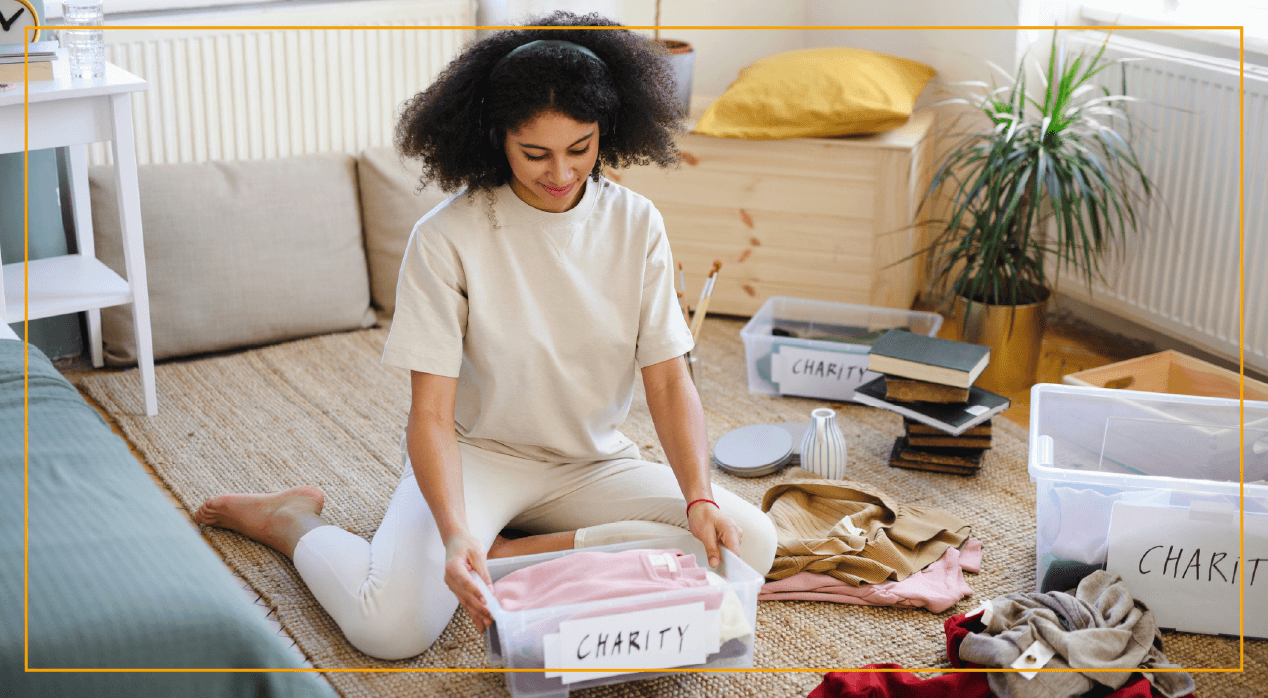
382, 176, 695, 463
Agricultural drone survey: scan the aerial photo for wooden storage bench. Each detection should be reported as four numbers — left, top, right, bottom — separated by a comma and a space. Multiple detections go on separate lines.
613, 104, 935, 317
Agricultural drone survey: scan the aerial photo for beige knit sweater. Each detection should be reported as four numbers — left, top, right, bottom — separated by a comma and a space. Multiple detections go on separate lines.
761, 476, 971, 585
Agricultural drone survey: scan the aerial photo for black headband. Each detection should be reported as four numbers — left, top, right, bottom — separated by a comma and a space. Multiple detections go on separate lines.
495, 40, 605, 69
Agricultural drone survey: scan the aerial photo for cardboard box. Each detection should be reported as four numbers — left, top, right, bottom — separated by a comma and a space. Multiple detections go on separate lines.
1063, 349, 1268, 401
740, 296, 942, 402
1028, 383, 1268, 637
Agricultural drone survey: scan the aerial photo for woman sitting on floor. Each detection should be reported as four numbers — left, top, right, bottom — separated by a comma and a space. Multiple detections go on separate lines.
194, 12, 777, 660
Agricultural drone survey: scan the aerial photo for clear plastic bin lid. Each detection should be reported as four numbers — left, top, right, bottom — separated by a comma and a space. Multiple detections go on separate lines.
1096, 415, 1268, 482
742, 297, 943, 344
1031, 384, 1268, 486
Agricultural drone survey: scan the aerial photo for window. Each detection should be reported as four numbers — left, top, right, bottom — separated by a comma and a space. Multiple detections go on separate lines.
43, 0, 315, 21
1080, 0, 1268, 54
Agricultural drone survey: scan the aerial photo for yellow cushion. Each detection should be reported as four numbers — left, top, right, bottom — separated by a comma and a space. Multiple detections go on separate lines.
695, 48, 935, 140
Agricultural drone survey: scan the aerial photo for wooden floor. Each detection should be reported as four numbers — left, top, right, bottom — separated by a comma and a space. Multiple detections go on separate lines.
962, 319, 1145, 429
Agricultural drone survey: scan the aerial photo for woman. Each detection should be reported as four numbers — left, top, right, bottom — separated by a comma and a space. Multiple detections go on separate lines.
194, 12, 777, 661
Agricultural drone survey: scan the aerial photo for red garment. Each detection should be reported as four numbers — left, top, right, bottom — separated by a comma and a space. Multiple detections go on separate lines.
944, 611, 986, 669
808, 665, 1186, 698
807, 664, 990, 698
941, 611, 1196, 698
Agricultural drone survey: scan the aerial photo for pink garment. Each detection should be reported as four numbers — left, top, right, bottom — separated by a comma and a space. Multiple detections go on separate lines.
759, 540, 982, 613
493, 548, 709, 611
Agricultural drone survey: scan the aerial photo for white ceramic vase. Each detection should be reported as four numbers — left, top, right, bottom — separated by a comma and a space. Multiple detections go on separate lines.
800, 408, 848, 480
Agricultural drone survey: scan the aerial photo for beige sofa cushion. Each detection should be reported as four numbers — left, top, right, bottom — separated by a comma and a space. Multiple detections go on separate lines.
357, 147, 451, 315
91, 154, 376, 366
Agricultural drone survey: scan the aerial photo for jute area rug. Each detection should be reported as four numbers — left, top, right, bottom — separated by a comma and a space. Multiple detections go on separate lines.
80, 317, 1265, 697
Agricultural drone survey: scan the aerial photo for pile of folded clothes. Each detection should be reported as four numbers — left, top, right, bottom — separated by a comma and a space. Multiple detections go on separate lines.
758, 474, 983, 612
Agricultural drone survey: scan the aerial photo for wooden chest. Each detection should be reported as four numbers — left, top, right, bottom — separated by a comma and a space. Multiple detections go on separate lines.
612, 106, 934, 318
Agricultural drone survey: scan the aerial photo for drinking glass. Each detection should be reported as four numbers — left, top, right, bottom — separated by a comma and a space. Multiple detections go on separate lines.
62, 0, 105, 80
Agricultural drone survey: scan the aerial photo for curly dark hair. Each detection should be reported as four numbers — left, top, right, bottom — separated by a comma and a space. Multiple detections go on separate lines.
394, 11, 683, 193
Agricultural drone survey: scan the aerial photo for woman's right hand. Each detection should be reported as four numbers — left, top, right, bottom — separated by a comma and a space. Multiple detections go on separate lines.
443, 530, 494, 632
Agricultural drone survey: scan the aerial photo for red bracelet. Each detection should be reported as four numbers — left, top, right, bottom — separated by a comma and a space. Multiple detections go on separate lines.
686, 498, 719, 517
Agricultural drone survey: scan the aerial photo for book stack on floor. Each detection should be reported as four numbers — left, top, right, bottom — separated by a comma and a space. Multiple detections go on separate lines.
853, 329, 1011, 476
0, 41, 58, 83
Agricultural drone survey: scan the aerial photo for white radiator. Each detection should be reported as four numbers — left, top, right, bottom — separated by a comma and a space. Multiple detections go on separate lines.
91, 0, 475, 165
1058, 32, 1268, 375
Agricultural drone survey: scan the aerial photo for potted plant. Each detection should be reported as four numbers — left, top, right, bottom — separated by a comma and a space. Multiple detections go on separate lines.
916, 32, 1155, 394
654, 0, 693, 116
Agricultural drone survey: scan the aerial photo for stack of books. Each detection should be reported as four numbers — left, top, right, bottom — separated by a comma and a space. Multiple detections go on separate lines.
0, 41, 59, 83
853, 329, 1011, 476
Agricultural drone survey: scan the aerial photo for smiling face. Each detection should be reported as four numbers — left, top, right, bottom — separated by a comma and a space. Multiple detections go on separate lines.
504, 110, 600, 213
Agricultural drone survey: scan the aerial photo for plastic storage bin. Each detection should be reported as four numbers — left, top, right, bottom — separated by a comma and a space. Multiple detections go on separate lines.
740, 296, 943, 401
475, 535, 762, 698
1028, 383, 1268, 597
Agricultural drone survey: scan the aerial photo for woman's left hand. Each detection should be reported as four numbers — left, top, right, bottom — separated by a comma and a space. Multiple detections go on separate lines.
687, 501, 743, 568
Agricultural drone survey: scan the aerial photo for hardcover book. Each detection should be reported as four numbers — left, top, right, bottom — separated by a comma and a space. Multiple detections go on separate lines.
892, 436, 987, 467
0, 52, 55, 64
854, 376, 1009, 436
0, 41, 59, 61
905, 418, 991, 437
867, 330, 990, 388
906, 433, 993, 449
0, 60, 52, 81
888, 439, 981, 475
884, 377, 971, 403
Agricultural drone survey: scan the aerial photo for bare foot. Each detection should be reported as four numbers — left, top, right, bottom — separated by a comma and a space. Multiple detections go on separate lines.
194, 486, 327, 558
486, 534, 512, 559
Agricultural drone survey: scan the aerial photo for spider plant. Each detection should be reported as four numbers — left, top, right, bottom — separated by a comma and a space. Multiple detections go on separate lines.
919, 31, 1155, 311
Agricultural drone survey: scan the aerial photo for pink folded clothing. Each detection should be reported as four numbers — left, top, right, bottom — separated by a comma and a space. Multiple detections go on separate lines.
759, 540, 982, 613
493, 548, 709, 611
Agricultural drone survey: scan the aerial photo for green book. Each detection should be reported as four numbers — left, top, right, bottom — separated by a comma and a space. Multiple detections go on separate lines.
867, 329, 990, 388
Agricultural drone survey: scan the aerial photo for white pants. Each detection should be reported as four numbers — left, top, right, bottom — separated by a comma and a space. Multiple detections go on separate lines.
292, 440, 778, 660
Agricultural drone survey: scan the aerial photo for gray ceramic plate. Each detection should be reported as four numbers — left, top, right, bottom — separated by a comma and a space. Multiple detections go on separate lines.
773, 421, 809, 464
713, 424, 793, 478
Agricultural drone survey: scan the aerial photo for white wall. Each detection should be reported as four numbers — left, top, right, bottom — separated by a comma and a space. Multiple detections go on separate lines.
619, 0, 808, 98
479, 1, 1050, 99
631, 0, 1034, 101
803, 0, 1024, 98
477, 1, 806, 97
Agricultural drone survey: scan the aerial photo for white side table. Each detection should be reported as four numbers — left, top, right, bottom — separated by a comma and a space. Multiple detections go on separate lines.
0, 58, 156, 416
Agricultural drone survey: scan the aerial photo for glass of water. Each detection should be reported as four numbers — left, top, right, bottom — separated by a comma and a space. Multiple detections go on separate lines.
62, 0, 105, 80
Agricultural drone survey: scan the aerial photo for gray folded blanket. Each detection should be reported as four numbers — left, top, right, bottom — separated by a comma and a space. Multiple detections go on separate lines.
959, 569, 1195, 698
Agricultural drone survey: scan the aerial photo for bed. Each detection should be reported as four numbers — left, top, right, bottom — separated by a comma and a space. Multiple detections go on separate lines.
0, 337, 336, 696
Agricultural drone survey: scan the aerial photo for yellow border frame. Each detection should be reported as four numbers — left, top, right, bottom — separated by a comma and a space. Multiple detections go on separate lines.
17, 23, 1247, 685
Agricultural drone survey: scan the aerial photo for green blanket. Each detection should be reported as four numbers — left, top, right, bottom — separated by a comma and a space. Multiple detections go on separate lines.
0, 340, 336, 697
